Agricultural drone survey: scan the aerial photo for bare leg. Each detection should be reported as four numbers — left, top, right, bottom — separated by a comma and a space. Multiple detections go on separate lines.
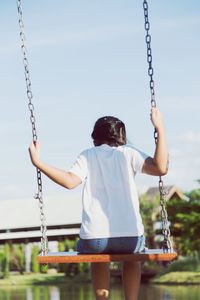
91, 262, 110, 300
122, 261, 141, 300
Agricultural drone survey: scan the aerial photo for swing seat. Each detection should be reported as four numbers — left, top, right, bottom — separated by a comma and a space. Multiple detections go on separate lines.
37, 249, 177, 264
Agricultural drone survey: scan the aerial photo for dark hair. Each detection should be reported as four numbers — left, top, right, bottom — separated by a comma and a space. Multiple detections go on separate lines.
91, 116, 126, 146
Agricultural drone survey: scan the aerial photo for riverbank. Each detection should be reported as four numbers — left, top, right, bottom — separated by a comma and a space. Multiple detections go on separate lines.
0, 271, 200, 287
151, 271, 200, 284
0, 273, 91, 287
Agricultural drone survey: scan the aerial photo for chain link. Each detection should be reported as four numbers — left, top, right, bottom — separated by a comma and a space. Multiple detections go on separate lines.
17, 0, 48, 255
143, 0, 173, 252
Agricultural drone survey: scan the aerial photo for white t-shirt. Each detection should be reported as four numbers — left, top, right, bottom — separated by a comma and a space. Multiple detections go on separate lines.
69, 144, 148, 239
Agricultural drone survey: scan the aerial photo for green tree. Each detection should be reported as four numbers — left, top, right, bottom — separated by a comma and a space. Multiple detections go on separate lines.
0, 249, 4, 277
140, 194, 160, 248
2, 243, 10, 278
10, 244, 25, 274
186, 179, 200, 200
167, 181, 200, 256
64, 238, 79, 277
31, 245, 40, 273
64, 239, 77, 251
57, 240, 65, 273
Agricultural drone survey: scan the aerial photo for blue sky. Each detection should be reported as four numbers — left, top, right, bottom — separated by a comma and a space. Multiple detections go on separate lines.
0, 0, 200, 201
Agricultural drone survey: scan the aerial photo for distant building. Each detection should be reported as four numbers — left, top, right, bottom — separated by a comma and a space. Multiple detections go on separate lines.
0, 192, 82, 245
145, 185, 186, 201
0, 192, 83, 272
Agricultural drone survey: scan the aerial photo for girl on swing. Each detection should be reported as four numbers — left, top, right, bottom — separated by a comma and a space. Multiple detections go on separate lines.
29, 106, 168, 300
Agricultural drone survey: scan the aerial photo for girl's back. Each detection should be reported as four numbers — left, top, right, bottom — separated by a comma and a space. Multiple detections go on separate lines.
69, 144, 147, 239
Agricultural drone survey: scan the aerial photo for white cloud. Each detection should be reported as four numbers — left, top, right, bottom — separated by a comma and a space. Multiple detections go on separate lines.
154, 16, 200, 31
28, 22, 141, 48
162, 96, 200, 113
166, 131, 200, 191
0, 22, 140, 55
180, 130, 200, 143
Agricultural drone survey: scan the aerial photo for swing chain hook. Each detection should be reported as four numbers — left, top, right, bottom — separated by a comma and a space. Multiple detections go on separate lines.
17, 0, 48, 255
143, 0, 173, 252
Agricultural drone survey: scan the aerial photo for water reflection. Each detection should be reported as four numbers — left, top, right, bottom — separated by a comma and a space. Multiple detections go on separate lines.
0, 284, 200, 300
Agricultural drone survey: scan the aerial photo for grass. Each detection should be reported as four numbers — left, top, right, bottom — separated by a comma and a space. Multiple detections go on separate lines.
0, 272, 91, 287
165, 256, 200, 273
1, 271, 200, 287
0, 273, 66, 286
150, 256, 200, 284
152, 272, 200, 284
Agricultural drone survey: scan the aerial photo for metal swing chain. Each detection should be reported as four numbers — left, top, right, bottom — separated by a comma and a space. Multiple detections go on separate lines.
17, 0, 48, 255
143, 0, 173, 252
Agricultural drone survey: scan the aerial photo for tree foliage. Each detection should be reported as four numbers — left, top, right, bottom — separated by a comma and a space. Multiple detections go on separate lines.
140, 194, 160, 248
167, 181, 200, 256
31, 245, 40, 273
2, 244, 10, 278
10, 244, 25, 274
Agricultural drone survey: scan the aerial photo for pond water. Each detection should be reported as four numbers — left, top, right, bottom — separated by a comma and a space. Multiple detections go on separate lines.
0, 283, 200, 300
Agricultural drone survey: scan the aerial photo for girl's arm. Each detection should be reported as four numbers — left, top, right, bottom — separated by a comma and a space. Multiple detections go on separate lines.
28, 142, 81, 189
142, 107, 169, 176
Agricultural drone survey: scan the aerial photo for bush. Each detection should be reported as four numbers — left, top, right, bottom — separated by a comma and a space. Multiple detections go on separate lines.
166, 256, 200, 273
167, 182, 200, 256
40, 264, 48, 274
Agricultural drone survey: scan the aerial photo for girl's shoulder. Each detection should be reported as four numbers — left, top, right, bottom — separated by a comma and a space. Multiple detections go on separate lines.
119, 145, 148, 159
79, 146, 97, 156
79, 145, 145, 156
118, 144, 139, 153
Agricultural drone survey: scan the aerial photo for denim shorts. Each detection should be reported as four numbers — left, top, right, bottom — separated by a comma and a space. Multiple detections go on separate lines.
77, 236, 145, 254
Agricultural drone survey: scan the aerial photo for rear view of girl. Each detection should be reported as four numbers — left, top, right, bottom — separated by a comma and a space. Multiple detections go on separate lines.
29, 107, 168, 300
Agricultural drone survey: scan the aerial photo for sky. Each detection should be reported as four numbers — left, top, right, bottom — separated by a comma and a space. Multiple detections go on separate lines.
0, 0, 200, 203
